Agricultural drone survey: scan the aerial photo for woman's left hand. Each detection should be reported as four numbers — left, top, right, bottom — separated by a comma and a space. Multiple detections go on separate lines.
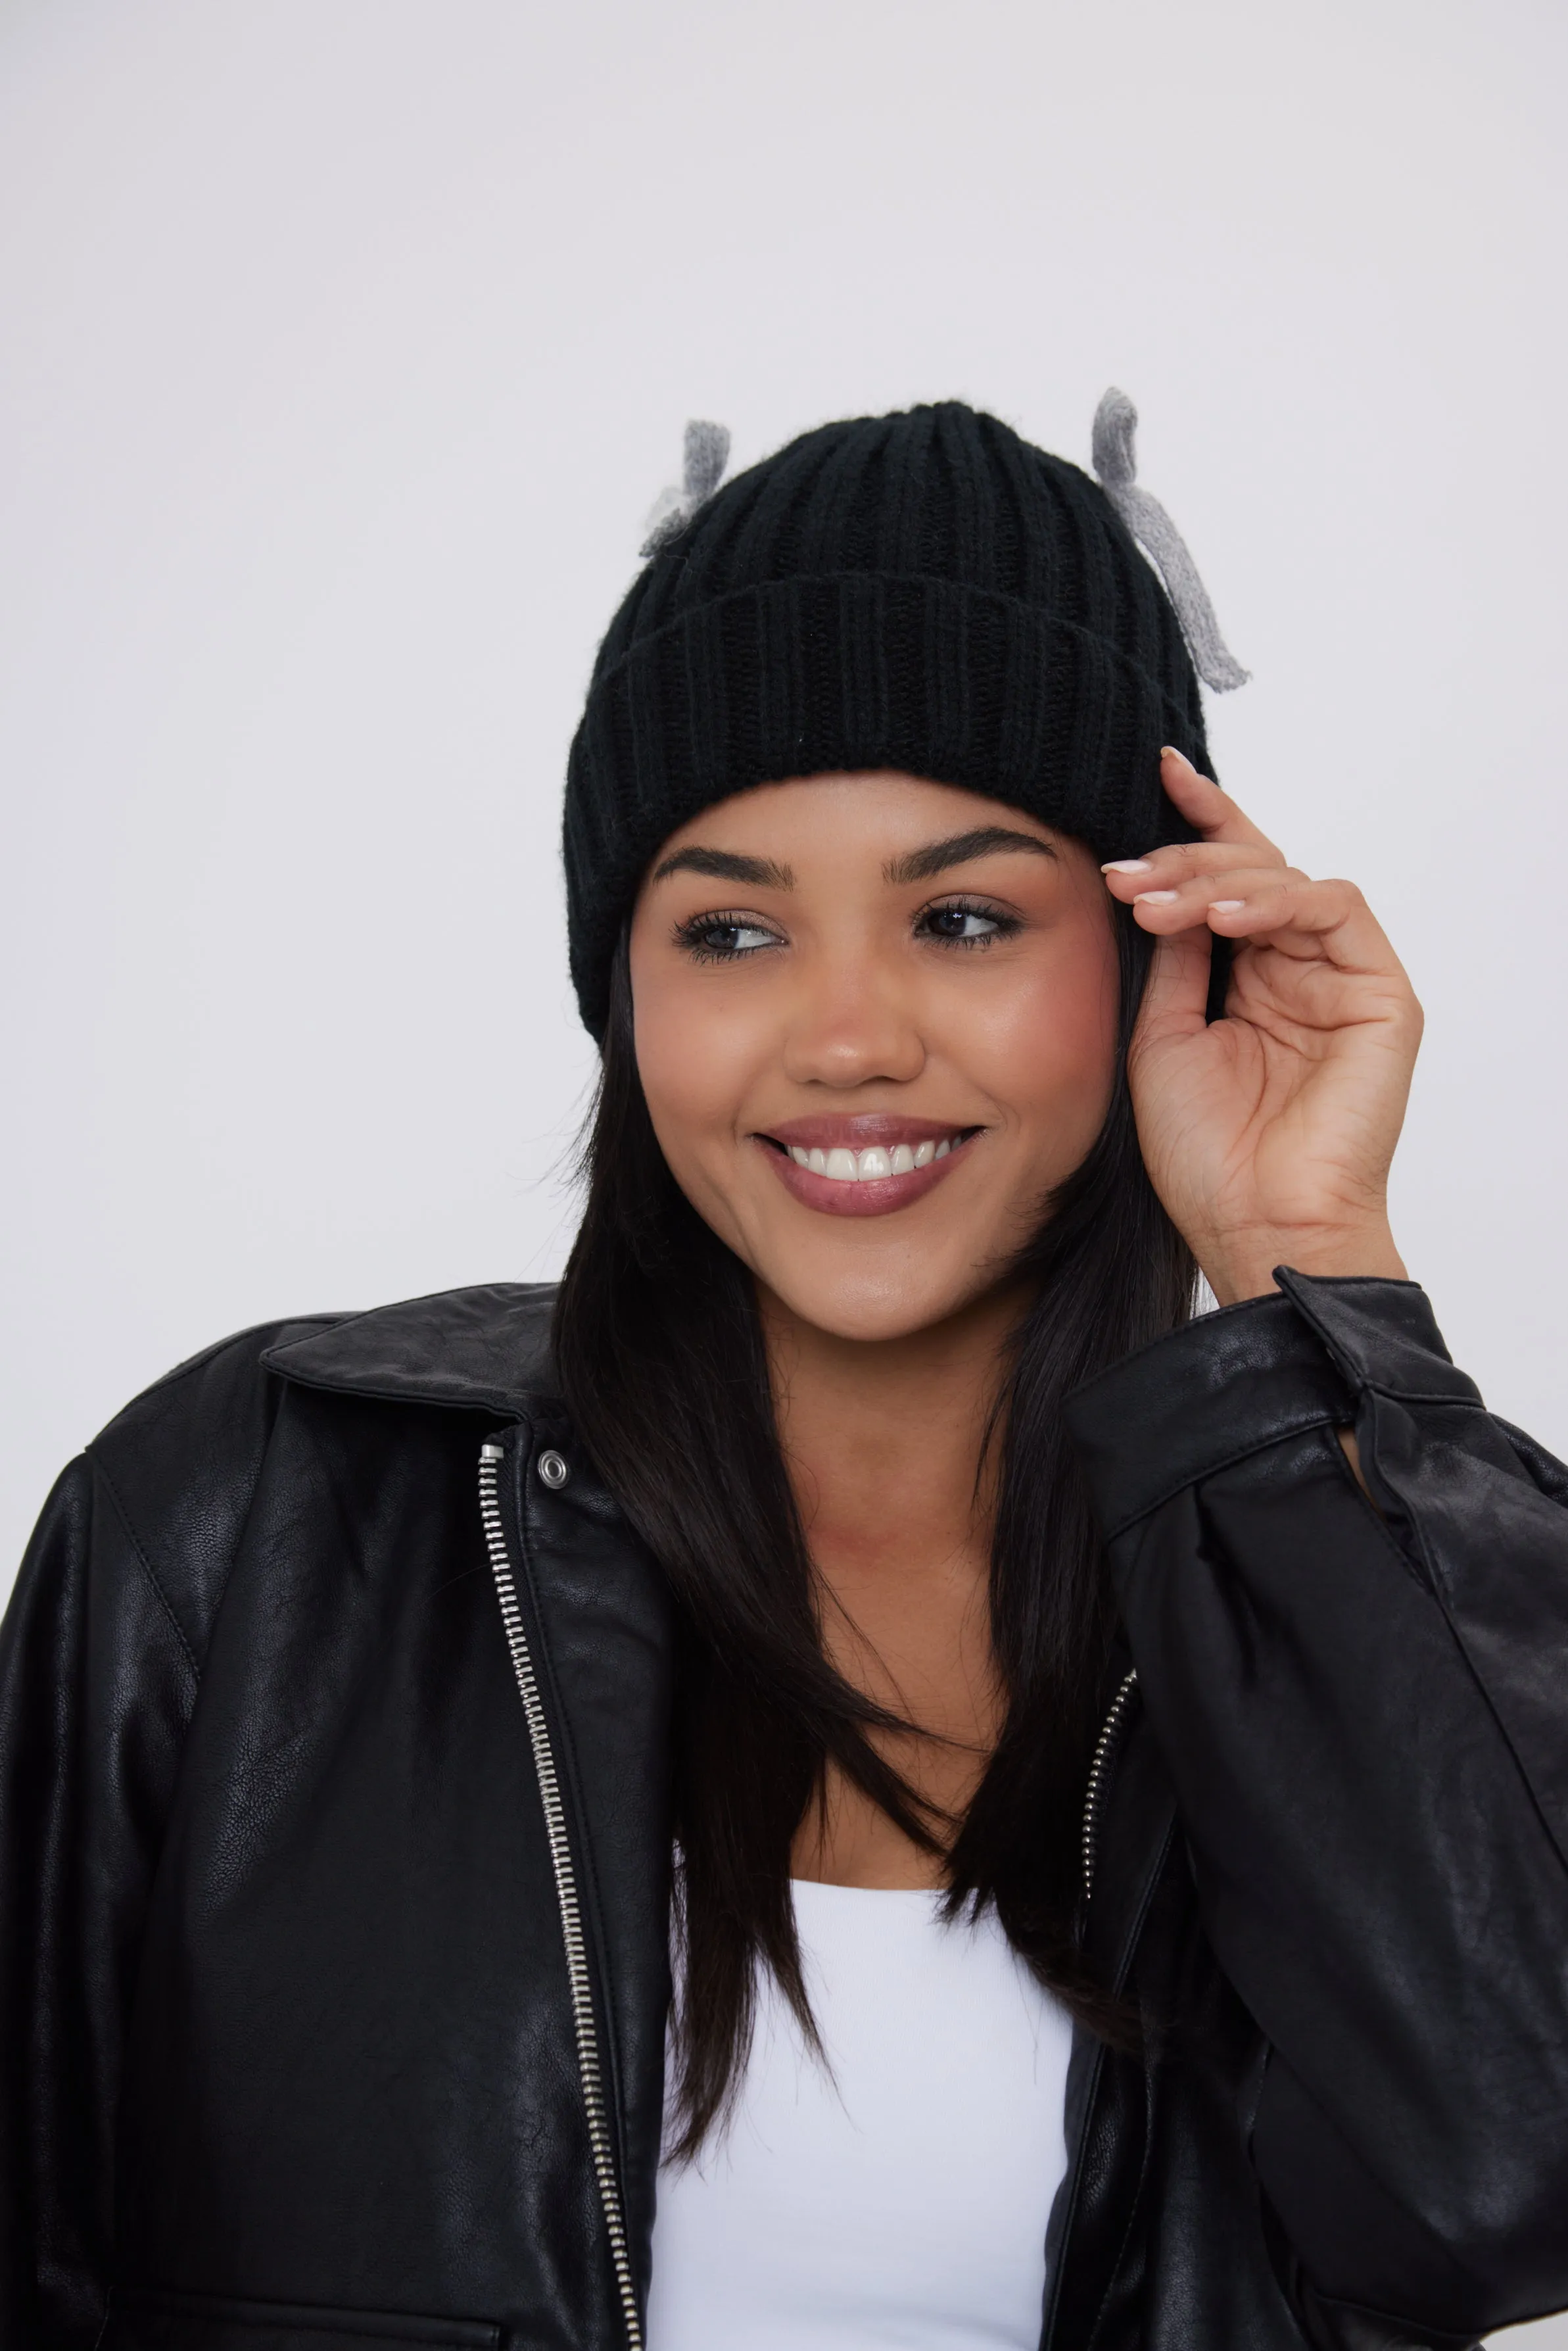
1103, 747, 1423, 1307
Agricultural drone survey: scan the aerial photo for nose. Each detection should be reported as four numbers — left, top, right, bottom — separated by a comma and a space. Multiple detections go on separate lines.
780, 946, 926, 1090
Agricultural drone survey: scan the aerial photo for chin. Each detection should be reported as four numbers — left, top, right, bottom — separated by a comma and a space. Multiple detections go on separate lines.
759, 1255, 1009, 1346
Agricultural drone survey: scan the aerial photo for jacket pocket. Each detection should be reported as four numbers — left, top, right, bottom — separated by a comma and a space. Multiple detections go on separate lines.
104, 2287, 501, 2351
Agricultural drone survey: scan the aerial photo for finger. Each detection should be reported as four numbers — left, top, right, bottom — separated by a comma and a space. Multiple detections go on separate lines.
1103, 840, 1291, 899
1198, 875, 1410, 983
1118, 863, 1308, 929
1158, 745, 1281, 857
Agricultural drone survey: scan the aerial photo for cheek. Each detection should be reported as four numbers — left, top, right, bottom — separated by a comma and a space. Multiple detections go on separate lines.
629, 954, 759, 1183
957, 925, 1120, 1136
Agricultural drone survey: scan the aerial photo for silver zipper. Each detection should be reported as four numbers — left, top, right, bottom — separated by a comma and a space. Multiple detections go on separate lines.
1081, 1667, 1139, 1904
479, 1442, 643, 2351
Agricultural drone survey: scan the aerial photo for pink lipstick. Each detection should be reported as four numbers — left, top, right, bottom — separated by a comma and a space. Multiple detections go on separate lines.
753, 1115, 983, 1217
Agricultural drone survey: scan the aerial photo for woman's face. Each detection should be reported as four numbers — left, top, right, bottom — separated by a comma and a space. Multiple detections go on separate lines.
628, 770, 1121, 1344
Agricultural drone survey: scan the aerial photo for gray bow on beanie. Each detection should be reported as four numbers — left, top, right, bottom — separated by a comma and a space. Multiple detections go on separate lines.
1090, 388, 1248, 692
640, 420, 732, 557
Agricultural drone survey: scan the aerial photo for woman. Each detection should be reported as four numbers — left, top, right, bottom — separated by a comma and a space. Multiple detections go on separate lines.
3, 397, 1567, 2351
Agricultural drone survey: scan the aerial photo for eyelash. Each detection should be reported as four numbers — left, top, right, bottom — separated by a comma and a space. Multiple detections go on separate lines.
672, 896, 1023, 963
915, 896, 1023, 950
673, 911, 783, 964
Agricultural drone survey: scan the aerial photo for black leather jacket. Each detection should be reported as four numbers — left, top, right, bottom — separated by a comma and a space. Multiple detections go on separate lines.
3, 1272, 1567, 2351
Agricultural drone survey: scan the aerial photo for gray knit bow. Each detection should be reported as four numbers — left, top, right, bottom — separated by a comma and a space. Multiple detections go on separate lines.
640, 420, 732, 557
1091, 389, 1248, 692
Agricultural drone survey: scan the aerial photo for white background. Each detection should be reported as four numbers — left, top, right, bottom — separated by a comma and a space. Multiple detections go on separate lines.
1, 6, 1565, 2337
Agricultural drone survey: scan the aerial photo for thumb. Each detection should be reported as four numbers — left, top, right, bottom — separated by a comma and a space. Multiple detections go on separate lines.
1132, 926, 1214, 1057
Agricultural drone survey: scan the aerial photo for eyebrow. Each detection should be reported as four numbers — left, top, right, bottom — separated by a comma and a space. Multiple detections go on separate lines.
884, 827, 1058, 885
650, 846, 796, 888
649, 825, 1057, 892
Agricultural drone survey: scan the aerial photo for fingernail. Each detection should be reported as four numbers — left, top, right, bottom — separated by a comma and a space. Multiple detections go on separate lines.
1135, 889, 1180, 905
1102, 858, 1152, 875
1210, 898, 1245, 913
1161, 744, 1195, 770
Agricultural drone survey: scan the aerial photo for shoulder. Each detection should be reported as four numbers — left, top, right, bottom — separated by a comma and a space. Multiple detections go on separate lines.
82, 1282, 559, 1668
86, 1302, 337, 1499
76, 1309, 350, 1673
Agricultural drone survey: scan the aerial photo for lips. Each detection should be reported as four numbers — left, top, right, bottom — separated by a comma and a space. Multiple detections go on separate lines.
753, 1117, 982, 1217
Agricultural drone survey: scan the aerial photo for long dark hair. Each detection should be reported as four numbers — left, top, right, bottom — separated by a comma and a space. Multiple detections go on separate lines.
554, 903, 1196, 2156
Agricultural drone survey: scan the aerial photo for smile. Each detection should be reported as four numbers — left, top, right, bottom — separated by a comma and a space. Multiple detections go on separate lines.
753, 1119, 984, 1217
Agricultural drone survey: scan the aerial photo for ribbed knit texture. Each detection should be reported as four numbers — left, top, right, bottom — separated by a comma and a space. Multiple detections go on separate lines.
565, 402, 1213, 1037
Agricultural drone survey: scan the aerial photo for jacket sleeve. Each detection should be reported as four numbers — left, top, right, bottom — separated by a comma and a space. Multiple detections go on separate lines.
0, 1454, 201, 2348
1066, 1272, 1568, 2347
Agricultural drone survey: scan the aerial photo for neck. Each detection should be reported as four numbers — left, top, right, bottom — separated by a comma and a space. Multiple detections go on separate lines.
759, 1282, 1024, 1579
761, 1281, 1026, 1887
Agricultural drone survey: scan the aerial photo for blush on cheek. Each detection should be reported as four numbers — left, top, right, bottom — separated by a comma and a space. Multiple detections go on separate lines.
958, 929, 1120, 1158
630, 969, 761, 1238
635, 1017, 713, 1163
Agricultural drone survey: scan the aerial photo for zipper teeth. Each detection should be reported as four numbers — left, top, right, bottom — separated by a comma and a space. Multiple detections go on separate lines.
479, 1444, 644, 2351
1081, 1666, 1139, 1904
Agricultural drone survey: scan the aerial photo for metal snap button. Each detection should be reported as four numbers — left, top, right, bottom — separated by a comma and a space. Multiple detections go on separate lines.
538, 1449, 570, 1490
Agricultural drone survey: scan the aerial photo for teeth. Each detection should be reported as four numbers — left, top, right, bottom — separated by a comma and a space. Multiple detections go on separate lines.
790, 1134, 965, 1181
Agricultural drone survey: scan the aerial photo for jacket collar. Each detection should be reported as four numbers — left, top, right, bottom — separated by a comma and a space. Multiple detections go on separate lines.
260, 1281, 561, 1418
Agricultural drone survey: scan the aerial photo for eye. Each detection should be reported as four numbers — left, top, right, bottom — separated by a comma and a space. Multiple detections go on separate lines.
916, 898, 1021, 948
673, 911, 783, 963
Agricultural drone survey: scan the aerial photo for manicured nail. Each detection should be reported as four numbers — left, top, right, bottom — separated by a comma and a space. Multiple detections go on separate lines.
1135, 889, 1180, 905
1102, 858, 1152, 875
1210, 898, 1245, 913
1161, 744, 1196, 771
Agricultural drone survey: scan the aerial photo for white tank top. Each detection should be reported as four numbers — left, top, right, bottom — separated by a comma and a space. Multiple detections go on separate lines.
646, 1878, 1074, 2350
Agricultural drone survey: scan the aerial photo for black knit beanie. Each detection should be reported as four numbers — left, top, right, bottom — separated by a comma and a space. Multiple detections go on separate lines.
564, 400, 1225, 1039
